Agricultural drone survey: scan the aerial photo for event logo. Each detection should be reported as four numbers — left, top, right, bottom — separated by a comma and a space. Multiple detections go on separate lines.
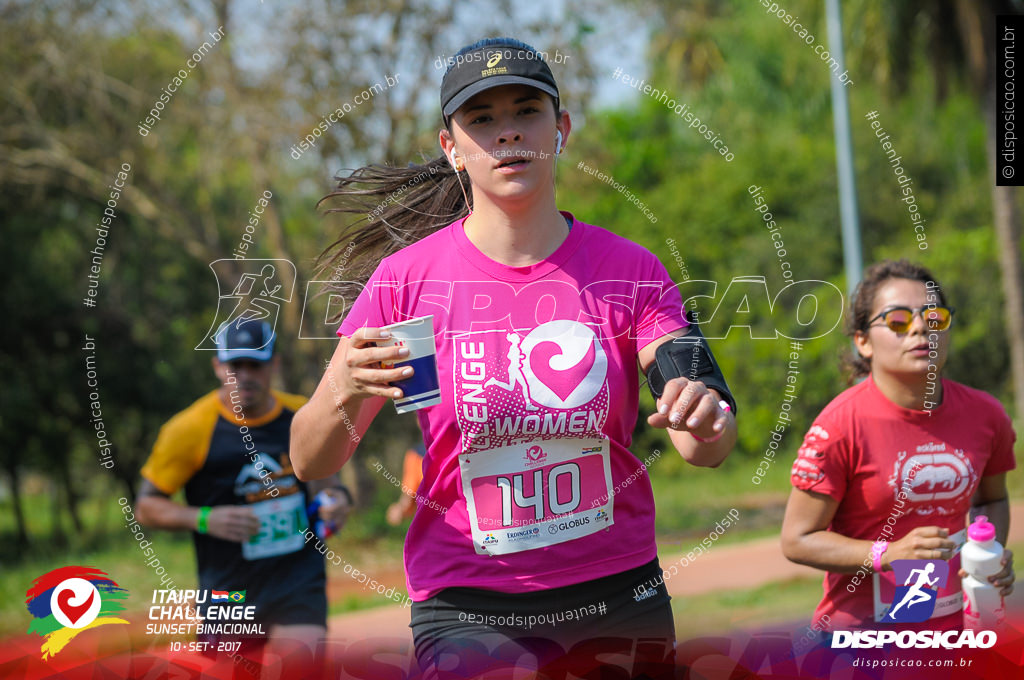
519, 320, 608, 409
524, 444, 548, 467
883, 559, 949, 623
25, 566, 129, 659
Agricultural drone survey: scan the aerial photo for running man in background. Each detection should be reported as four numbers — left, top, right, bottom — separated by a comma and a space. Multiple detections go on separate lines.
781, 260, 1015, 631
386, 442, 427, 526
136, 319, 353, 676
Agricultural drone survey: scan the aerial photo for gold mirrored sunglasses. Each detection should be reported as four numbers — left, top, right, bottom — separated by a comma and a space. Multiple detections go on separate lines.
867, 305, 955, 334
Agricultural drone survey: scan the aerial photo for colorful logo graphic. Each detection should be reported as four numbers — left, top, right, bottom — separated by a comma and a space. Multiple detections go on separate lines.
523, 444, 548, 466
883, 560, 949, 623
25, 566, 129, 659
211, 589, 247, 603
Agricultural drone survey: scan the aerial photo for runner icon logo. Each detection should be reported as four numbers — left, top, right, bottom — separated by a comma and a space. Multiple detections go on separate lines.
883, 559, 949, 623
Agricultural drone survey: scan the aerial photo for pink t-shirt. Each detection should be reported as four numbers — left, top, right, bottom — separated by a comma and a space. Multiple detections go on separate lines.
339, 213, 688, 600
791, 376, 1016, 630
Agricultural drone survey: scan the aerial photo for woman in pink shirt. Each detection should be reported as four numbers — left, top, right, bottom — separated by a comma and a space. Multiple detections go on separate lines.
291, 37, 737, 678
781, 259, 1015, 633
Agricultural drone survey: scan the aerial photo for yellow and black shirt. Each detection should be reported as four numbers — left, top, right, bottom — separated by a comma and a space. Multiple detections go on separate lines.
141, 390, 325, 623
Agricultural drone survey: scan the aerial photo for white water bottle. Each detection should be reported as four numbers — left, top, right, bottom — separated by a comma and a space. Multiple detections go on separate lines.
961, 515, 1005, 630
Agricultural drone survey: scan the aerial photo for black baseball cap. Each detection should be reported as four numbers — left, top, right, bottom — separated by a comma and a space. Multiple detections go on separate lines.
440, 39, 559, 124
215, 319, 276, 362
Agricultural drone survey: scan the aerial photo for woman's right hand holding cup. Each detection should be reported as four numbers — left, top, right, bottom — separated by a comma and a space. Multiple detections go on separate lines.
341, 327, 413, 400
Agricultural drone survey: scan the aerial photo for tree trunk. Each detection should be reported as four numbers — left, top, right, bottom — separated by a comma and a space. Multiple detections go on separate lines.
959, 0, 1024, 425
61, 465, 84, 534
981, 8, 1024, 425
7, 468, 29, 549
106, 443, 138, 503
50, 478, 65, 547
988, 155, 1024, 425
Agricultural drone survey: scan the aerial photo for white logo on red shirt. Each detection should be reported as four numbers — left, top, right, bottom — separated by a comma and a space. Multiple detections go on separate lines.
890, 445, 977, 515
792, 424, 829, 484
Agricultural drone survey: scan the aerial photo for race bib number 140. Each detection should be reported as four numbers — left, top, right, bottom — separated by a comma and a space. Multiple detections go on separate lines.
459, 437, 614, 555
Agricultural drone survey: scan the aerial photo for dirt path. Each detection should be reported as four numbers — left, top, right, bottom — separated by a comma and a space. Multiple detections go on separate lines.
327, 504, 1024, 642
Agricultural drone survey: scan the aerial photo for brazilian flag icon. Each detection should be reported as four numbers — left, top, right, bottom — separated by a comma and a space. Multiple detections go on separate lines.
229, 591, 246, 603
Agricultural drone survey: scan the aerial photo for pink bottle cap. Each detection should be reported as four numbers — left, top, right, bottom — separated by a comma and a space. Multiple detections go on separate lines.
968, 515, 996, 542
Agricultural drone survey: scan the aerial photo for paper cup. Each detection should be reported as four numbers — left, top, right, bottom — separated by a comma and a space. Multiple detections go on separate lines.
380, 315, 441, 413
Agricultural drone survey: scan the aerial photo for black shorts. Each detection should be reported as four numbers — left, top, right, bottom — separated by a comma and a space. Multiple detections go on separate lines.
410, 557, 676, 680
198, 576, 327, 654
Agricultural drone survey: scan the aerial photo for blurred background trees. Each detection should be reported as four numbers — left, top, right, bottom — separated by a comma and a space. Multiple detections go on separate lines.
1, 0, 1020, 559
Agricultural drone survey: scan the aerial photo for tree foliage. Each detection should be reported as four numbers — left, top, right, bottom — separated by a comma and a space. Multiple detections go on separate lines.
0, 0, 1016, 555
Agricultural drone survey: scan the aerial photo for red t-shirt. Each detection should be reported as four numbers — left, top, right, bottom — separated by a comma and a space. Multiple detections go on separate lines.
790, 376, 1016, 630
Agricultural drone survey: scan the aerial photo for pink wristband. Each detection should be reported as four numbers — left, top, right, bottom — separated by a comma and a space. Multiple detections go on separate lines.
872, 541, 888, 573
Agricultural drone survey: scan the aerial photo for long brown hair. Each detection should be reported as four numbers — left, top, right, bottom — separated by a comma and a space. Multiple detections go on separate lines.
315, 37, 558, 322
315, 157, 470, 319
844, 258, 949, 382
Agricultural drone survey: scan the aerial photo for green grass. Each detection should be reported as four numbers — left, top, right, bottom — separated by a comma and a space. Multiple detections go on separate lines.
650, 451, 791, 546
673, 577, 824, 639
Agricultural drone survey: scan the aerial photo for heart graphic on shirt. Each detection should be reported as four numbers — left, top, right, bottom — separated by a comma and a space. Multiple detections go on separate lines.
56, 588, 95, 626
529, 340, 596, 402
520, 320, 608, 409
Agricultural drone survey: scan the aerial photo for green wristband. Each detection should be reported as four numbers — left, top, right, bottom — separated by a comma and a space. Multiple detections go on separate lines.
197, 506, 211, 534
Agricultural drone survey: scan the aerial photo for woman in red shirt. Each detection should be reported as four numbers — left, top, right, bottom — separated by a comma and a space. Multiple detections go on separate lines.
781, 259, 1015, 631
